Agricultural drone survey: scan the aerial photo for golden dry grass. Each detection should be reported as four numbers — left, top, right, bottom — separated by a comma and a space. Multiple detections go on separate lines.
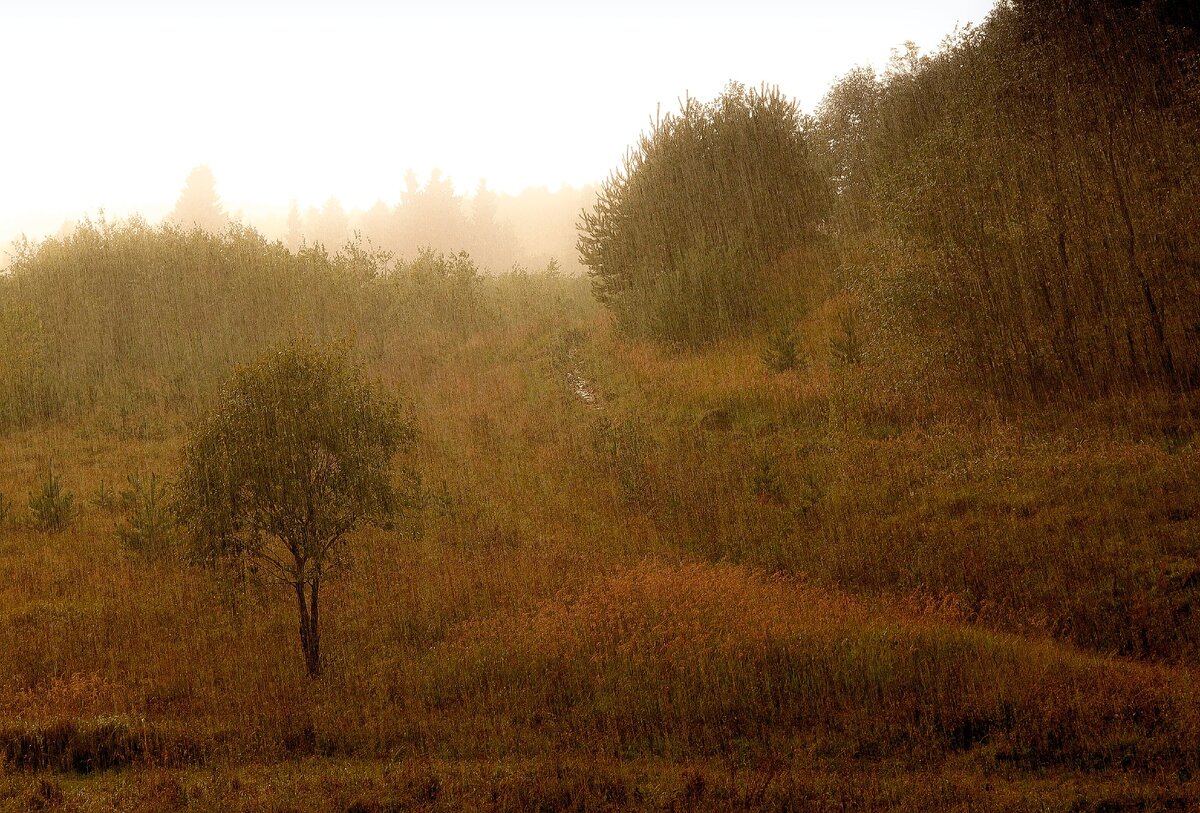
1, 281, 1198, 809
1, 223, 1199, 809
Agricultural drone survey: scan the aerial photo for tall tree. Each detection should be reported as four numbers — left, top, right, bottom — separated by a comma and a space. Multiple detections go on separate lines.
167, 165, 228, 232
312, 196, 350, 251
468, 180, 520, 271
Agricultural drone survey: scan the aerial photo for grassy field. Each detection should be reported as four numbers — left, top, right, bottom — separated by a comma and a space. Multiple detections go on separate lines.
1, 256, 1198, 810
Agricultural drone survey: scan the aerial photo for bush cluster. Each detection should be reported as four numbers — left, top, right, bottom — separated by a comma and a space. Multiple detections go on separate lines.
578, 83, 832, 346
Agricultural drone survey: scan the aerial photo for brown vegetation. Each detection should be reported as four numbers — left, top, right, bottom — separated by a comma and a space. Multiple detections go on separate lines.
1, 2, 1199, 809
816, 0, 1200, 398
1, 237, 1197, 807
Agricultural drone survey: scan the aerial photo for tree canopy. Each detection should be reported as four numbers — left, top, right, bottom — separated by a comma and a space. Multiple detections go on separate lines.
175, 339, 413, 677
578, 82, 832, 345
815, 0, 1200, 396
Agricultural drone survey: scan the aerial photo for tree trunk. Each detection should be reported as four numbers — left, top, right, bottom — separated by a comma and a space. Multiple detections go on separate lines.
294, 579, 322, 679
307, 577, 321, 678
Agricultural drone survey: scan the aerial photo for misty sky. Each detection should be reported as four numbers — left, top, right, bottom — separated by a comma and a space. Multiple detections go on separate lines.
1, 0, 996, 248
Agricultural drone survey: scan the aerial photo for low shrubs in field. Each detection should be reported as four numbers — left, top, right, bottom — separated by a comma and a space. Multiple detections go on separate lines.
115, 473, 174, 557
0, 717, 205, 773
761, 325, 803, 374
424, 562, 1200, 770
27, 467, 73, 534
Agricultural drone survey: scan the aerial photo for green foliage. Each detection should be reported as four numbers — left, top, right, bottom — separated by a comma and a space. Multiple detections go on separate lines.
175, 339, 414, 676
0, 219, 350, 427
176, 338, 413, 563
748, 455, 786, 505
28, 467, 73, 534
116, 473, 174, 557
90, 481, 118, 514
0, 220, 500, 431
761, 326, 802, 373
817, 2, 1200, 396
0, 296, 47, 429
0, 717, 203, 772
579, 82, 832, 345
793, 466, 826, 516
401, 247, 491, 333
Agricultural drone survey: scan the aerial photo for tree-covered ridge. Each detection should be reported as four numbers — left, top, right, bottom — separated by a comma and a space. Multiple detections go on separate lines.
821, 0, 1200, 397
578, 0, 1200, 397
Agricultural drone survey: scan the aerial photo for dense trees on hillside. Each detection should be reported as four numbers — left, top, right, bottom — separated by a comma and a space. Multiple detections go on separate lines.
580, 2, 1199, 397
578, 83, 832, 345
819, 0, 1200, 397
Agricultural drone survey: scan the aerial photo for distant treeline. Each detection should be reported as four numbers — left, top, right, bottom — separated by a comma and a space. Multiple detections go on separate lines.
579, 0, 1200, 398
160, 164, 593, 277
0, 219, 588, 430
287, 173, 594, 277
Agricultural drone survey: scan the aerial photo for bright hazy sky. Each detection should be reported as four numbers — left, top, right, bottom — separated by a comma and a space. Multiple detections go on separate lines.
1, 0, 996, 248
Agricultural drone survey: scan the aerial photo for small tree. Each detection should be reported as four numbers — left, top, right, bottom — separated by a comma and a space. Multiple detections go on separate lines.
830, 311, 863, 367
175, 340, 413, 677
29, 466, 74, 533
116, 473, 174, 557
762, 325, 803, 373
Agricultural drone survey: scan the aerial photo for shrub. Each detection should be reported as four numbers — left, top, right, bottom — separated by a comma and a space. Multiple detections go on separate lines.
829, 311, 863, 367
90, 481, 118, 514
0, 717, 205, 772
28, 467, 73, 534
115, 473, 174, 556
749, 455, 786, 505
761, 326, 802, 373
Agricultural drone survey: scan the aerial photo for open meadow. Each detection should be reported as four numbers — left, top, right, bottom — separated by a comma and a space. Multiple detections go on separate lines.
0, 223, 1197, 811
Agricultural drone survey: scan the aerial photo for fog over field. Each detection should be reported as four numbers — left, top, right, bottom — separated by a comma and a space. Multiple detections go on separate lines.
1, 0, 991, 260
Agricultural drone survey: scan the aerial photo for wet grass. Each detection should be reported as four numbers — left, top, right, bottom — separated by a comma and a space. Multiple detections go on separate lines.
1, 236, 1199, 808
